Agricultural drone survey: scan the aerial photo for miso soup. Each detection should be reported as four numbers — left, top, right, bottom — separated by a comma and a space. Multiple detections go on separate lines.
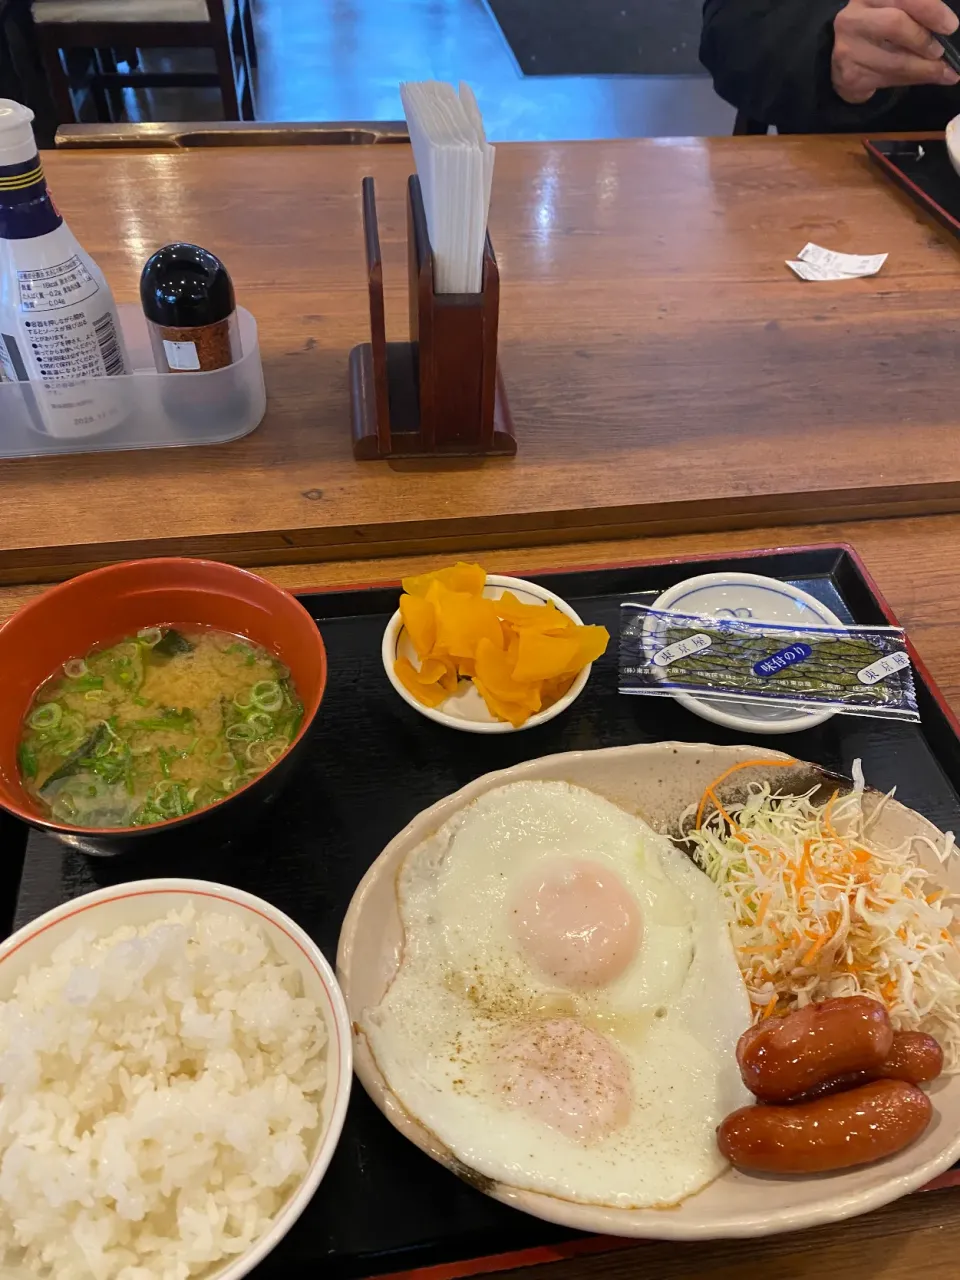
18, 627, 304, 828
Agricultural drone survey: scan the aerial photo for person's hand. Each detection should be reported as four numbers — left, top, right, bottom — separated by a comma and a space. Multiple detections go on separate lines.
832, 0, 960, 102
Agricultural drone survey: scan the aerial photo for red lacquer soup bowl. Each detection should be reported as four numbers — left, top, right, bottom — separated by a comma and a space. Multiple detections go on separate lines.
0, 558, 327, 856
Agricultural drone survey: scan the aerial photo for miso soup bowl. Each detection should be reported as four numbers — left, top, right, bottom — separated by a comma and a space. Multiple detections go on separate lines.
0, 559, 327, 856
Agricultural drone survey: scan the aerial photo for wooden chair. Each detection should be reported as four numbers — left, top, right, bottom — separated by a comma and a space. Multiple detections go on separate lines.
31, 0, 256, 124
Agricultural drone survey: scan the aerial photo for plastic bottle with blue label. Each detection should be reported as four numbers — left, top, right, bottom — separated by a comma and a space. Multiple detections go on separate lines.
0, 98, 130, 438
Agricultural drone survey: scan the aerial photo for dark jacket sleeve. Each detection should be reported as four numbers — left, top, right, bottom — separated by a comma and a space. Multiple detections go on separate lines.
700, 0, 903, 131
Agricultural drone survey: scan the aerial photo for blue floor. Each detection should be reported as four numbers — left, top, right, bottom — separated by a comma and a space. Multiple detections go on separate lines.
121, 0, 734, 140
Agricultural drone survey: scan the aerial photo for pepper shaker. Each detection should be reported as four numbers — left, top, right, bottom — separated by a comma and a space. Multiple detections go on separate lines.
140, 243, 240, 374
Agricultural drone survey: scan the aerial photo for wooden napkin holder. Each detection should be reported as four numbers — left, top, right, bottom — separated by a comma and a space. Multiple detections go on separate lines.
349, 175, 516, 460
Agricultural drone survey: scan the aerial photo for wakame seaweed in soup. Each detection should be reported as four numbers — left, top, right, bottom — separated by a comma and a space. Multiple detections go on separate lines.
17, 627, 304, 827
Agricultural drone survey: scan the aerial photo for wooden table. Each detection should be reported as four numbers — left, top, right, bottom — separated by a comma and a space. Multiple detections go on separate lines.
6, 135, 960, 585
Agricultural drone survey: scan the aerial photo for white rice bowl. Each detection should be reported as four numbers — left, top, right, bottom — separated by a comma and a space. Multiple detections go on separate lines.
0, 880, 351, 1280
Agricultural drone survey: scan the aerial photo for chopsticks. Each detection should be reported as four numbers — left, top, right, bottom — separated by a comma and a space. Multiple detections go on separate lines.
935, 31, 960, 77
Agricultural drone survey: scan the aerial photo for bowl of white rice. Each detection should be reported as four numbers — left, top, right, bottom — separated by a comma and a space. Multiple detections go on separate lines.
0, 878, 352, 1280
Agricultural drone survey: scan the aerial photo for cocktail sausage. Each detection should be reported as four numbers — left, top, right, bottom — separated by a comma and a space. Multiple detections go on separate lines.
738, 996, 893, 1103
718, 1079, 932, 1174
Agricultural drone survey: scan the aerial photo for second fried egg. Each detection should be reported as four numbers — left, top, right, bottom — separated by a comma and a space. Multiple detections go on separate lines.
362, 780, 751, 1208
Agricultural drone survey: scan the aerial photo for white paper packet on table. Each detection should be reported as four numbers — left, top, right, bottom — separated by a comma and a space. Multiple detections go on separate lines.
786, 242, 888, 280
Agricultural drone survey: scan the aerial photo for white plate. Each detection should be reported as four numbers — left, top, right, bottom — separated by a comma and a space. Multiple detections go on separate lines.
382, 574, 592, 733
647, 572, 844, 734
338, 743, 960, 1240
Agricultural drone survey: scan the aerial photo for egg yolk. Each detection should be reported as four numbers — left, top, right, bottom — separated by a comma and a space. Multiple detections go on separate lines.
495, 1017, 632, 1144
510, 859, 641, 989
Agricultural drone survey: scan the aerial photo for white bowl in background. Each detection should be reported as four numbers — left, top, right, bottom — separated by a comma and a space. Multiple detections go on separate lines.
0, 878, 353, 1280
946, 114, 960, 177
382, 574, 593, 733
645, 571, 844, 735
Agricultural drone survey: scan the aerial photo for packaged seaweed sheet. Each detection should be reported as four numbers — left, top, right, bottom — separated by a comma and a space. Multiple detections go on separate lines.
619, 604, 919, 721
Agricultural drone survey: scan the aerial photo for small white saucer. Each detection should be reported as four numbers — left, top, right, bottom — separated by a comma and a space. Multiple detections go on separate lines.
646, 571, 844, 735
382, 574, 593, 733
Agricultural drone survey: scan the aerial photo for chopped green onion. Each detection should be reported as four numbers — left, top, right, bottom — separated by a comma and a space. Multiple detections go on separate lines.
226, 722, 256, 742
133, 708, 194, 732
264, 738, 289, 764
210, 751, 235, 772
28, 703, 62, 730
250, 681, 283, 713
54, 716, 85, 756
63, 658, 87, 679
84, 690, 105, 701
67, 674, 104, 693
137, 627, 163, 647
233, 692, 253, 711
17, 743, 37, 780
245, 740, 267, 766
245, 711, 274, 736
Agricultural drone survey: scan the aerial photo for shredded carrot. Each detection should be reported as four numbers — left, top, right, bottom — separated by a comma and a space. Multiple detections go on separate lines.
755, 891, 771, 926
795, 839, 813, 890
741, 945, 777, 955
705, 788, 741, 837
881, 978, 898, 1001
803, 931, 832, 966
695, 757, 797, 829
853, 847, 872, 863
761, 995, 778, 1019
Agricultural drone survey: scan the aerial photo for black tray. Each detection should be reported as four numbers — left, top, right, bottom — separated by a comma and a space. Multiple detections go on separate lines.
864, 138, 960, 243
9, 544, 960, 1279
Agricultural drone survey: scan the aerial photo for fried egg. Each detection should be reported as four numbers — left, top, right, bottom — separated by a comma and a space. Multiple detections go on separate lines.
361, 781, 751, 1208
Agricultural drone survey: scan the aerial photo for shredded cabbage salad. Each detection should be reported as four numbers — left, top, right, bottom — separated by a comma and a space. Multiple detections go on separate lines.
685, 758, 960, 1073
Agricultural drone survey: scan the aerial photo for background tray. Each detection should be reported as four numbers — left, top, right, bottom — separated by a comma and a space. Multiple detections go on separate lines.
864, 139, 960, 242
7, 544, 960, 1278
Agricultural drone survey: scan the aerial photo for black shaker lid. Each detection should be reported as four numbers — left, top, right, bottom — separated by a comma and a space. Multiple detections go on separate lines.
140, 242, 235, 328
